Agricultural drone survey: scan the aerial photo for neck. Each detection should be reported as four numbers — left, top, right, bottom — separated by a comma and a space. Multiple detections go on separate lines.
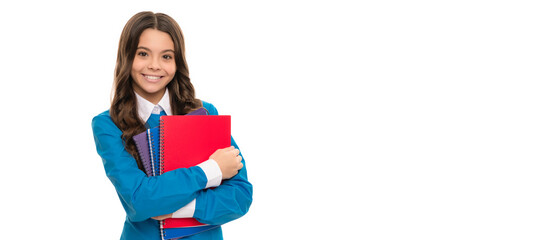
133, 88, 165, 105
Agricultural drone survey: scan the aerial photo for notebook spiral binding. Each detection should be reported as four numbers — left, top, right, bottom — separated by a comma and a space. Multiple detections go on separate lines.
146, 129, 155, 177
159, 118, 165, 176
158, 118, 166, 240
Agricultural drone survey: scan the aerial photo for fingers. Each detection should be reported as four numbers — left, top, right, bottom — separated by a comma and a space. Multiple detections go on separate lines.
234, 150, 242, 167
223, 146, 235, 151
235, 155, 243, 170
213, 146, 244, 180
151, 213, 172, 220
238, 162, 244, 170
212, 146, 236, 158
222, 146, 240, 157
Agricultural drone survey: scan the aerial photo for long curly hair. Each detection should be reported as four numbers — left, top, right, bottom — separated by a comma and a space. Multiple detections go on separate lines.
110, 11, 202, 170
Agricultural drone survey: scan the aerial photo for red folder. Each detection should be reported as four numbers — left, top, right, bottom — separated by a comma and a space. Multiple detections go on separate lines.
160, 115, 231, 228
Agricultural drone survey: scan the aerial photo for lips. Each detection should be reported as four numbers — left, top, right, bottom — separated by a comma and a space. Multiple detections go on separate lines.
142, 74, 163, 82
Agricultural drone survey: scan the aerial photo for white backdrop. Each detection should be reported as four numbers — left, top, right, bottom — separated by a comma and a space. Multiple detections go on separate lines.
1, 0, 540, 239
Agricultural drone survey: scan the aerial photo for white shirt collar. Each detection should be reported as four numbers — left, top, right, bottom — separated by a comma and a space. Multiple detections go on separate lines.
135, 89, 172, 123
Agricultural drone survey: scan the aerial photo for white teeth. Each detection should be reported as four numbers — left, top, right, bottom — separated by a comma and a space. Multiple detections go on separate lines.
145, 75, 161, 80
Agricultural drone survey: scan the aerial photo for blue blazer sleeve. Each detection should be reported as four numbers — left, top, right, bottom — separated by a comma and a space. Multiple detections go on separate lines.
195, 102, 253, 225
92, 111, 209, 222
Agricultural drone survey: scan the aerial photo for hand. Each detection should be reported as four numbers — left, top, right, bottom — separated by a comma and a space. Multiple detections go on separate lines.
151, 213, 172, 221
210, 146, 243, 180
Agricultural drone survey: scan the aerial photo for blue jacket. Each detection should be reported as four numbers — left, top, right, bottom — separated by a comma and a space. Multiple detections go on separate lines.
92, 101, 253, 239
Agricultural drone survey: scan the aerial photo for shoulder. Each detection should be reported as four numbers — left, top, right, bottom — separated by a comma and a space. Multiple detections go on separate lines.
91, 110, 121, 134
92, 110, 112, 125
201, 101, 219, 115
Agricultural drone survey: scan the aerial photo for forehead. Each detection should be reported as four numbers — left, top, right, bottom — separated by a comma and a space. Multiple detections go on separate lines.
138, 28, 174, 50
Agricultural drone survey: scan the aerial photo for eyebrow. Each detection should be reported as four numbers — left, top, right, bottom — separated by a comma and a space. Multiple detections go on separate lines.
137, 46, 175, 54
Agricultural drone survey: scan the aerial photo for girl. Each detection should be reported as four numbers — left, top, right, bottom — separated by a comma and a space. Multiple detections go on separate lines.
92, 11, 252, 240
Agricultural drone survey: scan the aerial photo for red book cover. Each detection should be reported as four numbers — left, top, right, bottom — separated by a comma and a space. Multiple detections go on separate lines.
160, 115, 231, 228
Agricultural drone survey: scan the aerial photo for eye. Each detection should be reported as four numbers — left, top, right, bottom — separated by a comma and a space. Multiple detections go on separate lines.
137, 51, 148, 57
163, 54, 173, 60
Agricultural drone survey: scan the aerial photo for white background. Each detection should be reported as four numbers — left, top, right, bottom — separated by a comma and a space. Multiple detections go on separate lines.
0, 0, 540, 239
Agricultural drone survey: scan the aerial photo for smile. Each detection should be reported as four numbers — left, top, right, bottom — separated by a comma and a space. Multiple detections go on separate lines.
142, 74, 163, 82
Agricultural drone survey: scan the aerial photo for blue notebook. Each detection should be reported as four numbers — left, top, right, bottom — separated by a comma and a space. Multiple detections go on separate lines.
163, 225, 220, 239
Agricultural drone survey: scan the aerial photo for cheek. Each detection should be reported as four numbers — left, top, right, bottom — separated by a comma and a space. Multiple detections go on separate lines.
131, 59, 145, 73
165, 61, 177, 75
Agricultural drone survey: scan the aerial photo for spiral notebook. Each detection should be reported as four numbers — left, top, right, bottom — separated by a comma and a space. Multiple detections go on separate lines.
132, 108, 224, 239
159, 115, 231, 229
133, 131, 152, 176
133, 107, 209, 177
163, 225, 220, 239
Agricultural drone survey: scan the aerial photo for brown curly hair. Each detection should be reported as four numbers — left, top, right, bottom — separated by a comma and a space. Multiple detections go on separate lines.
110, 11, 202, 170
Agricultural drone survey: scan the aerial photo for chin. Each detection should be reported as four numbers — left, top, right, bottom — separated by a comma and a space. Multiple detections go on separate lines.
144, 87, 167, 94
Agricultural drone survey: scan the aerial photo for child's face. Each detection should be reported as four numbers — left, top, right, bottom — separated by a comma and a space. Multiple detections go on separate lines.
131, 28, 176, 104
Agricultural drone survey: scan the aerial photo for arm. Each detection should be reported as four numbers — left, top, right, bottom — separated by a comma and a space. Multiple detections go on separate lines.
91, 112, 209, 222
190, 102, 253, 225
193, 136, 253, 225
150, 102, 253, 224
157, 139, 250, 223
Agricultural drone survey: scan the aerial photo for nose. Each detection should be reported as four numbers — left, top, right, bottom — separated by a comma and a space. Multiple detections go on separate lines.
147, 56, 160, 70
